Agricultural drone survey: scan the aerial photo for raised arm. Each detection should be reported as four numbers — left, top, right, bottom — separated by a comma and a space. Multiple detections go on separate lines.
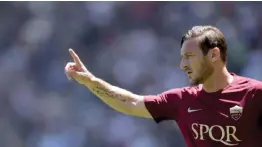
65, 49, 152, 118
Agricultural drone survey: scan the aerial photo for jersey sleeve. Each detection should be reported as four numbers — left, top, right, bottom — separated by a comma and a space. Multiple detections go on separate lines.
253, 82, 262, 113
144, 88, 183, 123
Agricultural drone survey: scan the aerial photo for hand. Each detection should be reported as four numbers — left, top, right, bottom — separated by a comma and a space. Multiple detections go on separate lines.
65, 48, 93, 85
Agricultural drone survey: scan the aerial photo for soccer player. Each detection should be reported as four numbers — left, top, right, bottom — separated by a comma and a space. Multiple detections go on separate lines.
65, 25, 262, 147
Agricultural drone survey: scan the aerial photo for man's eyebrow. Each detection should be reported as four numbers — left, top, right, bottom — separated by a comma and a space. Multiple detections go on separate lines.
181, 52, 194, 56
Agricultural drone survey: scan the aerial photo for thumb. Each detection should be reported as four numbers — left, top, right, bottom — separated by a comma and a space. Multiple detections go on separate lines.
67, 69, 86, 79
67, 69, 78, 77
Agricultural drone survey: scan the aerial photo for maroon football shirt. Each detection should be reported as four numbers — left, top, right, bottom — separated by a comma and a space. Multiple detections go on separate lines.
144, 74, 262, 147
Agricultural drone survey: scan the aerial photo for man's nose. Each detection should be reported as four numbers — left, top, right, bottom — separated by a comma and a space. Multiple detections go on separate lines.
180, 59, 187, 70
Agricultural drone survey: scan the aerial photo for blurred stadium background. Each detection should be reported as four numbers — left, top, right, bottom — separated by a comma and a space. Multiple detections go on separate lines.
0, 1, 262, 147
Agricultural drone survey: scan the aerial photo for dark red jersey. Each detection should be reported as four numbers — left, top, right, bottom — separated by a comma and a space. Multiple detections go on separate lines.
144, 73, 262, 147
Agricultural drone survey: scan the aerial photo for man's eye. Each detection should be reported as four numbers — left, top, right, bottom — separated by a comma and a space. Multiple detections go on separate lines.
185, 55, 192, 59
181, 54, 194, 59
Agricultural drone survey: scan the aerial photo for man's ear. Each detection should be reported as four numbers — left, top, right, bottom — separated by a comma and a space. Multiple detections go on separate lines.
211, 47, 220, 62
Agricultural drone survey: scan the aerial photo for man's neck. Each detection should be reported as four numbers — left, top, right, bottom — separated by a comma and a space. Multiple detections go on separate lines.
202, 67, 233, 93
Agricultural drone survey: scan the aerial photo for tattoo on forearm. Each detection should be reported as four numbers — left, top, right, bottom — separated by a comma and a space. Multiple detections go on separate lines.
91, 86, 129, 102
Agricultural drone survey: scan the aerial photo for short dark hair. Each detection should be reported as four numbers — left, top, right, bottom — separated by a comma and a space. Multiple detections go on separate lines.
181, 25, 227, 63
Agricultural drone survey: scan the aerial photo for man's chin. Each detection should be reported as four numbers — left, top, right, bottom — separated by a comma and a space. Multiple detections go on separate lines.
189, 79, 200, 86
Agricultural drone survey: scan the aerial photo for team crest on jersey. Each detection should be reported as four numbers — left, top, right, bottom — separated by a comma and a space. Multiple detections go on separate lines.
230, 105, 243, 121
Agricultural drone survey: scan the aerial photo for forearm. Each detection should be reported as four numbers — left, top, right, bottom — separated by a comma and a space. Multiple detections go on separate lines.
65, 49, 149, 117
84, 77, 143, 115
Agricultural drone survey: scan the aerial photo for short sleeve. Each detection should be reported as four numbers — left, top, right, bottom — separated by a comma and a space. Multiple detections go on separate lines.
144, 88, 183, 123
253, 82, 262, 112
252, 81, 262, 126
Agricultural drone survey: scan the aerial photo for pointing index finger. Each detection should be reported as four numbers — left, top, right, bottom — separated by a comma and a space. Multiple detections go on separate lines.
69, 48, 82, 65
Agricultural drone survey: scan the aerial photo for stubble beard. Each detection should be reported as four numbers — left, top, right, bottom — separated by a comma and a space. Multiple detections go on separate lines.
190, 60, 214, 86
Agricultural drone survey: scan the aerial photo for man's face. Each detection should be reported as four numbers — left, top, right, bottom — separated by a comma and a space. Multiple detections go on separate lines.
180, 38, 214, 85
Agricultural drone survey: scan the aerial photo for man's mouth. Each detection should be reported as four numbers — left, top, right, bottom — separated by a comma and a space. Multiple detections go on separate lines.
186, 71, 192, 75
186, 71, 193, 78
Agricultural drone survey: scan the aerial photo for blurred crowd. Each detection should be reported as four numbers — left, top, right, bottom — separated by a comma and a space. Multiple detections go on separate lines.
0, 1, 262, 147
